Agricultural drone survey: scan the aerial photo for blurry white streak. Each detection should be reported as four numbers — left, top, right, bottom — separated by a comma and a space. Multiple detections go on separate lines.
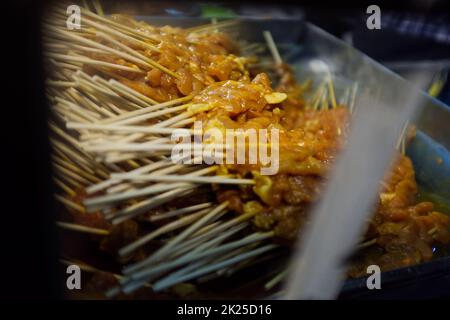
283, 74, 427, 300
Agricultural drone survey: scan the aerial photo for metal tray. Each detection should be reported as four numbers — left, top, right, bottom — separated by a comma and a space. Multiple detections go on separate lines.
122, 16, 450, 298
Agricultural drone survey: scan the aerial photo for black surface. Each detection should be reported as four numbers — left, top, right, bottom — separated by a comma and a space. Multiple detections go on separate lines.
1, 0, 59, 299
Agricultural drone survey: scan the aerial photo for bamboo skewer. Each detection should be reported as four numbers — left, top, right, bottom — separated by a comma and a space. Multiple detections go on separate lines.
53, 177, 76, 197
148, 202, 213, 222
163, 221, 245, 261
85, 159, 170, 194
118, 208, 214, 258
111, 174, 255, 185
97, 96, 191, 126
79, 6, 161, 43
263, 31, 282, 66
129, 230, 273, 284
92, 77, 153, 108
92, 0, 104, 17
84, 166, 217, 209
152, 244, 278, 292
186, 20, 239, 34
116, 224, 251, 294
50, 26, 155, 71
56, 221, 110, 236
67, 122, 192, 135
111, 186, 198, 225
52, 154, 102, 183
46, 52, 146, 74
327, 71, 337, 109
55, 194, 85, 213
265, 270, 287, 290
80, 17, 160, 53
84, 168, 216, 213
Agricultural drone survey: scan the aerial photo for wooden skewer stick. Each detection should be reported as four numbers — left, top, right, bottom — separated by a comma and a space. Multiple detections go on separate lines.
183, 211, 258, 247
111, 186, 197, 225
74, 72, 125, 99
341, 87, 351, 107
85, 159, 170, 194
115, 105, 189, 126
349, 82, 359, 113
46, 52, 146, 74
263, 31, 282, 66
92, 0, 104, 16
124, 201, 229, 273
52, 154, 102, 184
119, 207, 213, 258
122, 207, 228, 279
54, 194, 85, 213
66, 43, 111, 55
163, 212, 257, 264
53, 176, 76, 197
171, 117, 195, 128
49, 122, 87, 154
114, 174, 255, 185
103, 147, 168, 164
53, 162, 92, 186
55, 97, 99, 122
187, 20, 239, 34
129, 230, 272, 284
84, 166, 216, 208
56, 221, 110, 235
118, 223, 249, 294
100, 95, 192, 125
220, 244, 281, 278
93, 25, 160, 57
164, 221, 247, 262
92, 76, 151, 108
92, 27, 165, 69
50, 139, 97, 175
104, 161, 196, 195
357, 238, 377, 249
265, 270, 287, 290
327, 71, 337, 109
67, 122, 192, 135
66, 87, 116, 118
46, 80, 76, 88
311, 81, 326, 110
320, 87, 329, 110
152, 244, 278, 292
83, 142, 222, 153
54, 103, 89, 124
396, 120, 409, 151
51, 26, 154, 71
79, 6, 161, 43
107, 79, 162, 106
49, 58, 82, 71
149, 202, 213, 222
